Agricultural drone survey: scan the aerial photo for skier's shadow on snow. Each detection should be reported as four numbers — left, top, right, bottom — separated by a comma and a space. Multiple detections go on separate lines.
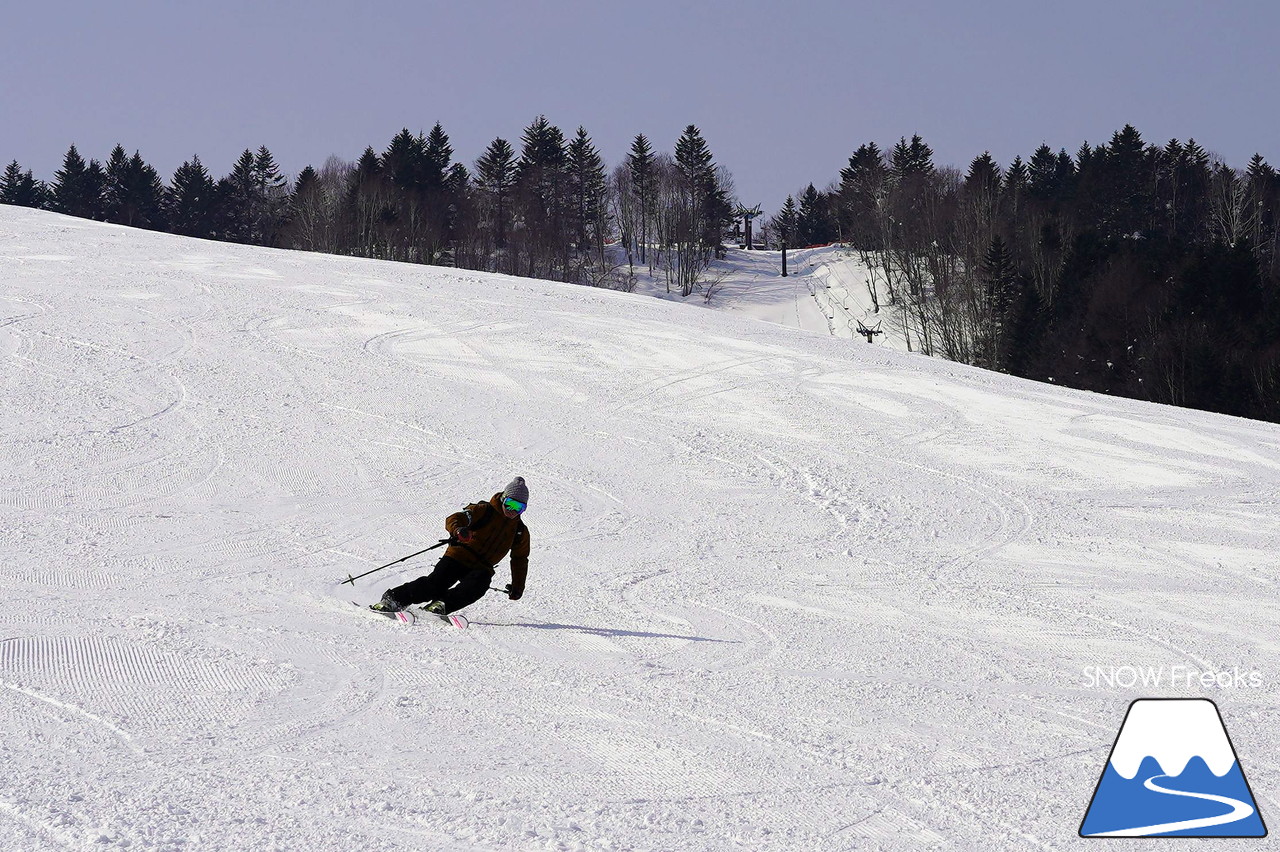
472, 621, 736, 643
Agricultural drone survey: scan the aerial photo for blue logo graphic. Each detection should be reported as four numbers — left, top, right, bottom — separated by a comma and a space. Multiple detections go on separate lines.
1081, 698, 1266, 837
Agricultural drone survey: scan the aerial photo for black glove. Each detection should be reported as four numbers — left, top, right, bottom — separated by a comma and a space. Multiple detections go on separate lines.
505, 583, 522, 601
454, 526, 473, 543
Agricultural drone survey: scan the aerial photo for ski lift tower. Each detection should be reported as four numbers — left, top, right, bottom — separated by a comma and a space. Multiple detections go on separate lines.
736, 204, 762, 250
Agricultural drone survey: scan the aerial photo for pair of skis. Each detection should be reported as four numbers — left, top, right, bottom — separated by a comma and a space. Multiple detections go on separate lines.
357, 602, 468, 630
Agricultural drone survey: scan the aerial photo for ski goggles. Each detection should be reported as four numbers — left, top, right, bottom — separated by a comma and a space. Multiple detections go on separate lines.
502, 497, 527, 514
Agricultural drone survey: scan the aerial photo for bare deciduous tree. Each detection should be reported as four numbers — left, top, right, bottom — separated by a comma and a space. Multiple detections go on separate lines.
1209, 163, 1251, 247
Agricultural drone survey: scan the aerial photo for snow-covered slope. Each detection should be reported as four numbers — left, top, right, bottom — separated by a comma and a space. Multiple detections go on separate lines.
615, 243, 910, 350
2, 207, 1279, 851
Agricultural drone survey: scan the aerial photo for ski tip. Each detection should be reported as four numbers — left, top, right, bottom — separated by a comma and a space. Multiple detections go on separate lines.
448, 614, 469, 629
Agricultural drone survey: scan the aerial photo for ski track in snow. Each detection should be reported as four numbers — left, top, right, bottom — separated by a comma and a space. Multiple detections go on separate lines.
2, 209, 1280, 850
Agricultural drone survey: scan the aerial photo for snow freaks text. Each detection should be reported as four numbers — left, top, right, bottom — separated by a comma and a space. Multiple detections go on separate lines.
1081, 666, 1264, 690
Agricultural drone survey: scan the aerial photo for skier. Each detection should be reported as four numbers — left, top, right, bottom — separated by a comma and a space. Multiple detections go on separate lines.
371, 477, 530, 616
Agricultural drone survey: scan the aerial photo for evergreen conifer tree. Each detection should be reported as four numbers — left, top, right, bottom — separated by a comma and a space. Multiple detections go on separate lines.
1003, 157, 1029, 193
422, 123, 453, 193
382, 129, 425, 193
132, 151, 166, 229
423, 125, 459, 260
980, 234, 1018, 369
515, 116, 569, 278
104, 144, 131, 223
771, 196, 799, 247
377, 125, 456, 262
959, 153, 1004, 276
344, 147, 386, 257
475, 137, 517, 253
964, 152, 1002, 196
103, 146, 165, 229
1, 161, 45, 207
890, 135, 935, 180
1028, 145, 1059, 200
294, 166, 318, 193
447, 163, 470, 196
839, 143, 885, 189
221, 147, 289, 245
1245, 153, 1278, 271
83, 160, 107, 220
167, 155, 219, 238
566, 126, 609, 261
1075, 143, 1097, 178
1002, 156, 1030, 227
673, 124, 730, 249
253, 146, 290, 246
379, 129, 427, 260
51, 144, 101, 218
1099, 125, 1154, 238
286, 165, 324, 250
838, 143, 886, 248
225, 149, 259, 242
1027, 145, 1076, 210
627, 134, 656, 263
796, 184, 837, 245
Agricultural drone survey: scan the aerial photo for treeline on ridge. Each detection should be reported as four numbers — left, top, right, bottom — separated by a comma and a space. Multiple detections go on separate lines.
0, 118, 732, 297
769, 126, 1280, 422
3, 121, 1279, 422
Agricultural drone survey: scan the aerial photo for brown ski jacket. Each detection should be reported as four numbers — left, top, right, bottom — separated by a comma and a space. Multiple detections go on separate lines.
444, 493, 530, 595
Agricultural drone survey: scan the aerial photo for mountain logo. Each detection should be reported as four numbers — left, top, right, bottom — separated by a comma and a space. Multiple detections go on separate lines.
1080, 698, 1266, 837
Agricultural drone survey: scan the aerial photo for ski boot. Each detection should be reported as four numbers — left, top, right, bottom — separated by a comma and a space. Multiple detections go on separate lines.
369, 592, 405, 613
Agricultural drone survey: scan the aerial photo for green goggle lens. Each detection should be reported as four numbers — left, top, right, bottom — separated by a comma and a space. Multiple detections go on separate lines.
502, 497, 527, 514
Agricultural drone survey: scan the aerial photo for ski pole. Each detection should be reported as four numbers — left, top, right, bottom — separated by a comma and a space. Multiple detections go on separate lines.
341, 539, 452, 586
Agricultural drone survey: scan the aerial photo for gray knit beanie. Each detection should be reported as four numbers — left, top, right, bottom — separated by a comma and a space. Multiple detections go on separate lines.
502, 476, 529, 504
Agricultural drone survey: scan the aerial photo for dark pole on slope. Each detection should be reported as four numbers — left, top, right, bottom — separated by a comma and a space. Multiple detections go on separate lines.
781, 239, 788, 277
745, 204, 761, 250
341, 539, 452, 586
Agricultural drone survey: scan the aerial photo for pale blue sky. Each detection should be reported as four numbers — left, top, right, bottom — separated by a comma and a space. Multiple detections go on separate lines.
4, 0, 1277, 214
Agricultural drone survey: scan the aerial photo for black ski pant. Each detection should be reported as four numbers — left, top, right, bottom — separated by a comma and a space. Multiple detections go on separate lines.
387, 555, 493, 614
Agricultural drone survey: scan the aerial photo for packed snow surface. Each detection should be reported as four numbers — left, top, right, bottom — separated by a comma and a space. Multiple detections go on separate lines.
2, 207, 1279, 850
